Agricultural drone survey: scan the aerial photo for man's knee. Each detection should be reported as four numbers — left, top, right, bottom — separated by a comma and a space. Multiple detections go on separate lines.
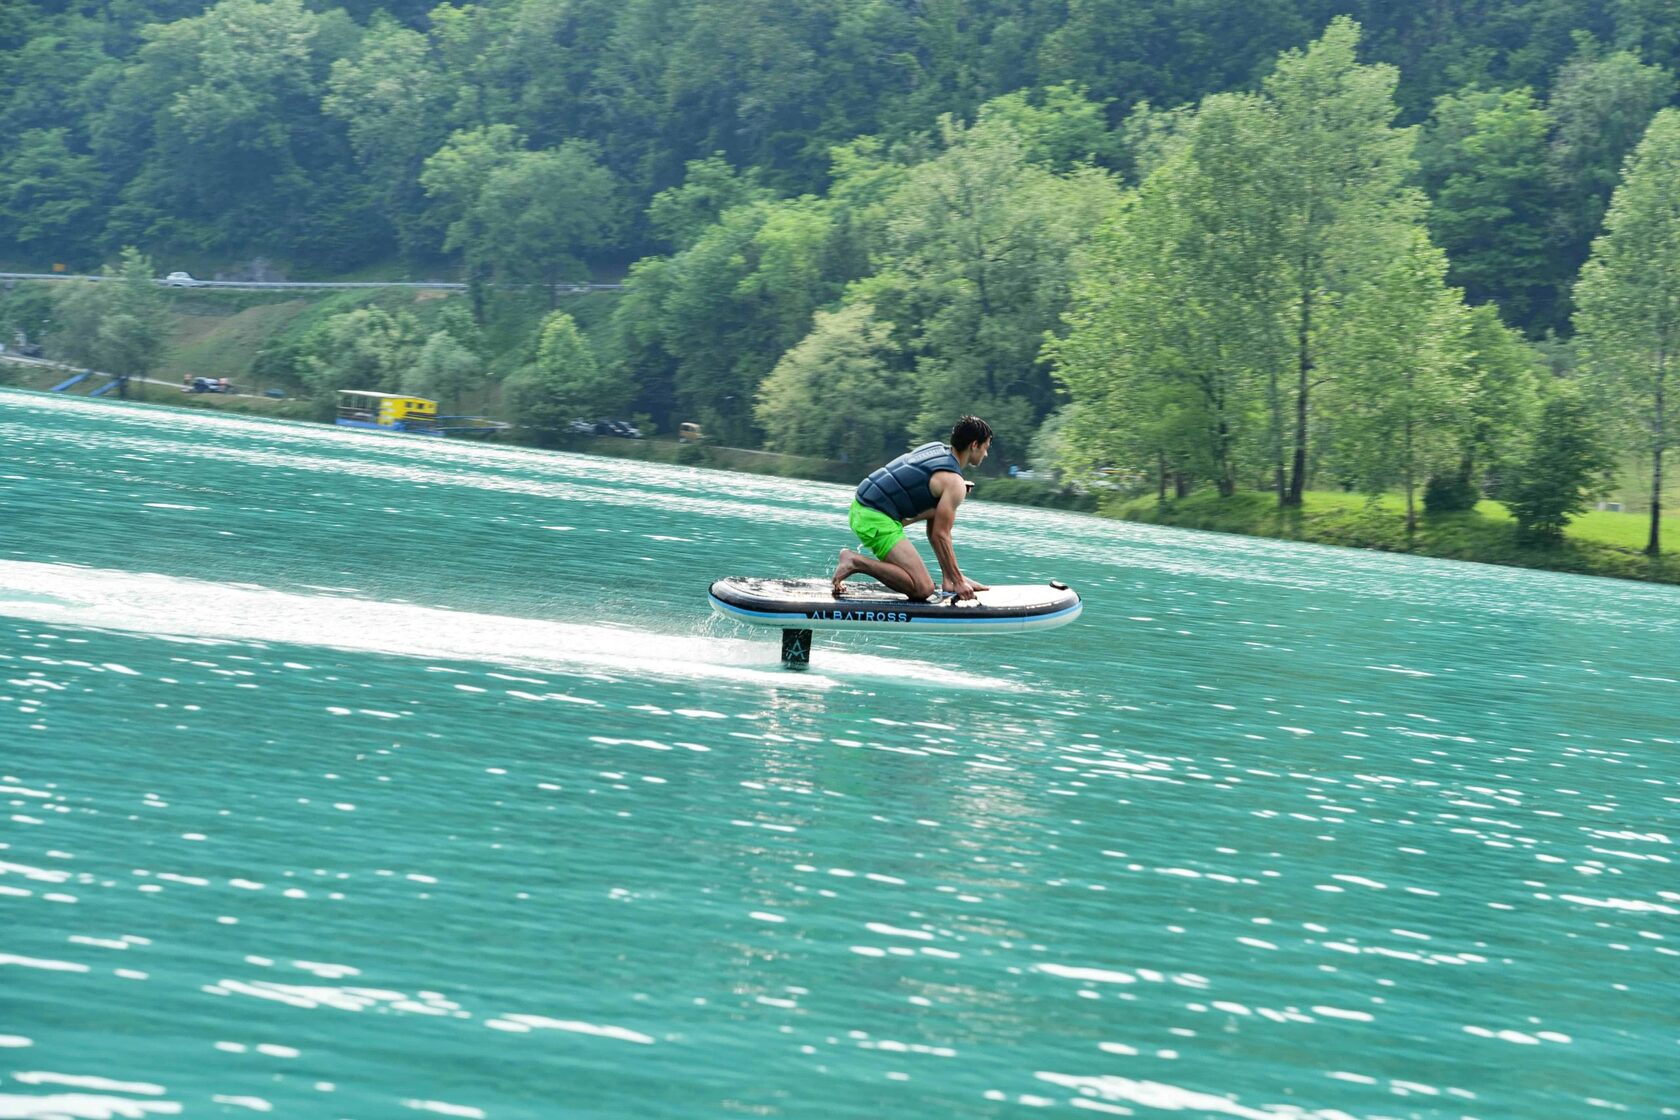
882, 543, 933, 598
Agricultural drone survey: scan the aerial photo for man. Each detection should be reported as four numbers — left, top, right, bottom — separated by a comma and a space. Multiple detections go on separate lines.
832, 415, 992, 601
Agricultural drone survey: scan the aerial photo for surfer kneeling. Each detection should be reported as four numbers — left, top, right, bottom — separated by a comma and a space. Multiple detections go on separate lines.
832, 416, 992, 601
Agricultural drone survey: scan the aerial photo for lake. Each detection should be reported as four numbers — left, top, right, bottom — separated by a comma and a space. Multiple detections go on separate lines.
2, 388, 1676, 1119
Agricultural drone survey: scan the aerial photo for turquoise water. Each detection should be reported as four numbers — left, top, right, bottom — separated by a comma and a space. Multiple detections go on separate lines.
2, 388, 1677, 1120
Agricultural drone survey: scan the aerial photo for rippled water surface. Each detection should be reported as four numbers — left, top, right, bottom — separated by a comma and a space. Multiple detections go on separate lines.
2, 389, 1677, 1119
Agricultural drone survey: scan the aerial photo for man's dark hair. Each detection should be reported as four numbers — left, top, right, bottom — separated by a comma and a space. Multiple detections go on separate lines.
950, 415, 992, 452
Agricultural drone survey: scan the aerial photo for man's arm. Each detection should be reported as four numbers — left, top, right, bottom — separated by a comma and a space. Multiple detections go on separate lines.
904, 481, 970, 528
926, 477, 984, 598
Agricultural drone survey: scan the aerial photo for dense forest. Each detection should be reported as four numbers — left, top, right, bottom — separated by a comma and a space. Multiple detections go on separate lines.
3, 0, 1679, 550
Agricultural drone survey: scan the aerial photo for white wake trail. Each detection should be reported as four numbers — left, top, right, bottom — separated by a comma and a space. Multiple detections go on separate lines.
0, 561, 1016, 692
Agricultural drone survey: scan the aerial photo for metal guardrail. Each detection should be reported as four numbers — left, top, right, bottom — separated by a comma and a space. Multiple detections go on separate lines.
0, 272, 622, 293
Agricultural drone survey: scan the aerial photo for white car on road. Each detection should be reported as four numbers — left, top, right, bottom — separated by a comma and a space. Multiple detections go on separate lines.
163, 271, 202, 287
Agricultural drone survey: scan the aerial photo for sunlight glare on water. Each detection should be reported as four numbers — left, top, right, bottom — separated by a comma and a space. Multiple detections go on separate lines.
2, 389, 1677, 1119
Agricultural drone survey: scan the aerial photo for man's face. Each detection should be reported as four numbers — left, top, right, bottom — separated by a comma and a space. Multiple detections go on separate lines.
971, 438, 991, 466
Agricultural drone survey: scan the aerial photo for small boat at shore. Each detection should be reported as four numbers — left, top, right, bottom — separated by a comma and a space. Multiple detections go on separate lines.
335, 389, 510, 439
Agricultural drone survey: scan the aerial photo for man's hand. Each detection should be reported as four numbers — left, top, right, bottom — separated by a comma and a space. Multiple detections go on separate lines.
942, 576, 988, 600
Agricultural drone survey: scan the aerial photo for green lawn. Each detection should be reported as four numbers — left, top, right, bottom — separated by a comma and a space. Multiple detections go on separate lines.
164, 299, 312, 385
1560, 507, 1672, 551
1157, 488, 1679, 554
1109, 487, 1680, 585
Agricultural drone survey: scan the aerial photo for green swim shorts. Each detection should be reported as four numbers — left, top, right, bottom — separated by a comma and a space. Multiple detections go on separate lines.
849, 499, 905, 560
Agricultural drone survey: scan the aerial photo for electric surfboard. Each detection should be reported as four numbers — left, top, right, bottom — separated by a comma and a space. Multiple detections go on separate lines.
709, 577, 1082, 669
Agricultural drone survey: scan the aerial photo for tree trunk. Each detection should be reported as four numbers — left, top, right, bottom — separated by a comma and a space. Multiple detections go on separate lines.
1267, 367, 1287, 501
1158, 449, 1168, 501
1405, 419, 1417, 542
1649, 450, 1662, 556
1650, 364, 1666, 557
1286, 285, 1312, 506
469, 276, 486, 324
1215, 413, 1235, 497
1174, 472, 1190, 499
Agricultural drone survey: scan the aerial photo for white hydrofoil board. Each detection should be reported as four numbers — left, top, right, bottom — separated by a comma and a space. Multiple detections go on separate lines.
709, 577, 1081, 634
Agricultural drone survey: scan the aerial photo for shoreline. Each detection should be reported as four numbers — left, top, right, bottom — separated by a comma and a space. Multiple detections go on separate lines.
1103, 489, 1680, 587
7, 380, 1676, 587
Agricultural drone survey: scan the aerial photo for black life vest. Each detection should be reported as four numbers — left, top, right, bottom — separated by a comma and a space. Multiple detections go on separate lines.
855, 442, 963, 522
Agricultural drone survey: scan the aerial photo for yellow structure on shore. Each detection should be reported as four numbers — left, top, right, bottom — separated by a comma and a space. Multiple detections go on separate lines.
335, 389, 510, 439
336, 390, 440, 432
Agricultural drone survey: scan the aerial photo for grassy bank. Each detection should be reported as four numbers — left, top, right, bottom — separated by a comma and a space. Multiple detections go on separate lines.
968, 476, 1100, 512
1, 363, 324, 421
0, 278, 620, 404
548, 432, 855, 482
1109, 489, 1680, 585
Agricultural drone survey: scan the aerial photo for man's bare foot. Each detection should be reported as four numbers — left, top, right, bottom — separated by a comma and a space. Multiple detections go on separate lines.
831, 548, 861, 595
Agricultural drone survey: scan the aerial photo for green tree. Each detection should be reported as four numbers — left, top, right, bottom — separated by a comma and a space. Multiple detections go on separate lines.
731, 199, 838, 347
1039, 0, 1316, 114
433, 300, 484, 355
50, 246, 171, 397
1025, 404, 1074, 482
1546, 41, 1676, 317
1263, 17, 1423, 506
600, 254, 681, 431
973, 83, 1118, 172
89, 0, 366, 262
0, 128, 106, 263
503, 311, 624, 444
1430, 304, 1545, 509
418, 124, 524, 236
418, 123, 524, 299
1052, 92, 1287, 497
423, 133, 624, 297
13, 0, 1680, 308
0, 282, 53, 366
812, 0, 922, 150
1052, 182, 1217, 499
1321, 233, 1470, 536
1506, 384, 1614, 544
1614, 0, 1680, 77
609, 194, 846, 444
443, 0, 623, 155
755, 302, 911, 465
1419, 87, 1560, 336
0, 14, 110, 145
647, 154, 769, 250
654, 0, 857, 190
1056, 23, 1440, 507
470, 143, 626, 292
1574, 107, 1680, 555
579, 0, 687, 196
322, 17, 449, 259
865, 114, 1118, 454
403, 329, 482, 412
300, 306, 424, 399
1116, 99, 1195, 182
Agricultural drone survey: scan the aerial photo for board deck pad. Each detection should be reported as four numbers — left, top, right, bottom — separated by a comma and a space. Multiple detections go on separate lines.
709, 577, 1081, 633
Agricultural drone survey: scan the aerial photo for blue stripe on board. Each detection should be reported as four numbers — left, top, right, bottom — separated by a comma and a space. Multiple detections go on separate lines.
708, 594, 1082, 627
